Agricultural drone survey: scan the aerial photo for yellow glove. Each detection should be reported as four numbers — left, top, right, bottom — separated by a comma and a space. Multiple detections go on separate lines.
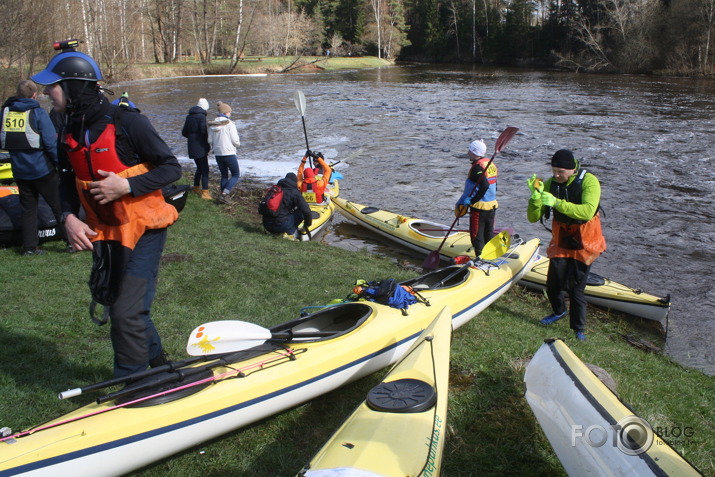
454, 204, 469, 217
541, 191, 558, 207
527, 174, 543, 200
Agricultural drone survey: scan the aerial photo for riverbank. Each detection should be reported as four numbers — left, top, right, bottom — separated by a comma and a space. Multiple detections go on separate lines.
108, 56, 393, 83
2, 173, 711, 476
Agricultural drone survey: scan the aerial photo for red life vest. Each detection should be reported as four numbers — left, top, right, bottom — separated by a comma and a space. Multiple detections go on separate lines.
63, 123, 178, 249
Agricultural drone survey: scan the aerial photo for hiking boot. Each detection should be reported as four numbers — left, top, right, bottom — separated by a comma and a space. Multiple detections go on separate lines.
217, 193, 229, 204
575, 331, 587, 341
149, 351, 170, 368
191, 186, 201, 195
22, 247, 46, 256
540, 311, 566, 325
200, 189, 212, 200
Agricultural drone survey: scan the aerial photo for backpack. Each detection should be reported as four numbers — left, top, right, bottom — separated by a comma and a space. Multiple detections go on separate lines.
258, 185, 283, 217
357, 279, 420, 315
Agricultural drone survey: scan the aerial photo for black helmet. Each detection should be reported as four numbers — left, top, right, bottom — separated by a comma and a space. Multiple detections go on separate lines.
31, 51, 103, 85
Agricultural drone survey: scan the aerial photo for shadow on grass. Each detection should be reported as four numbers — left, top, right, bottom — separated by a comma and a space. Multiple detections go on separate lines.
0, 324, 110, 417
445, 364, 565, 476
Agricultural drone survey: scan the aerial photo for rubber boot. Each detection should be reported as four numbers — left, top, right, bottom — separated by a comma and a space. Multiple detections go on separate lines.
200, 189, 212, 200
191, 186, 201, 195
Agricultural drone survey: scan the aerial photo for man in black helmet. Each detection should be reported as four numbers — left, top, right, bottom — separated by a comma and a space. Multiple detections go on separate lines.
526, 149, 607, 342
32, 43, 181, 378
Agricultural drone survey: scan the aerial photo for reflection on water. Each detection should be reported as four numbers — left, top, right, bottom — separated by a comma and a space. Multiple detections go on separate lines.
105, 65, 714, 375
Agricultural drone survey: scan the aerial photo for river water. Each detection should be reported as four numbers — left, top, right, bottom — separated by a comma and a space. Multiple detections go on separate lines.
109, 65, 714, 376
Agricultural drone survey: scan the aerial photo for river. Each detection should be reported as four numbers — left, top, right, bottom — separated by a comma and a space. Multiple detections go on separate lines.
106, 64, 715, 376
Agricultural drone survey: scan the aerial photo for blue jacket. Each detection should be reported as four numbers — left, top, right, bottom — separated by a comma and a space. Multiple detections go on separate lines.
1, 97, 58, 180
181, 106, 210, 159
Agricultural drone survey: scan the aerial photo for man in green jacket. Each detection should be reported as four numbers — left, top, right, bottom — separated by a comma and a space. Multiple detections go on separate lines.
527, 149, 607, 341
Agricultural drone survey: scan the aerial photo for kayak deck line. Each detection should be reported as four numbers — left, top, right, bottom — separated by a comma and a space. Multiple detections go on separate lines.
1, 347, 305, 444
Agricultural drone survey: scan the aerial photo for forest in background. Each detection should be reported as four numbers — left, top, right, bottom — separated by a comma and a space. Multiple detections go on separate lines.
1, 0, 714, 97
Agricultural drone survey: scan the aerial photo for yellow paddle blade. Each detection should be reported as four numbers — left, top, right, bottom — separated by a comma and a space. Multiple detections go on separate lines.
479, 230, 511, 260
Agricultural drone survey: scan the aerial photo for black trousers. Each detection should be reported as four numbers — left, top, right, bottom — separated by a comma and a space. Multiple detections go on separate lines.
469, 207, 496, 257
546, 256, 591, 332
16, 170, 65, 250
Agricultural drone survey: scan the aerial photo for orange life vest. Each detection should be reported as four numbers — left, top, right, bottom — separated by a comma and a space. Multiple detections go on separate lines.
547, 214, 606, 266
298, 156, 332, 204
64, 123, 178, 249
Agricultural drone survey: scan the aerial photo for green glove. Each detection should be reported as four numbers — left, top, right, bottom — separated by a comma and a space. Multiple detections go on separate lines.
541, 191, 558, 207
527, 174, 543, 200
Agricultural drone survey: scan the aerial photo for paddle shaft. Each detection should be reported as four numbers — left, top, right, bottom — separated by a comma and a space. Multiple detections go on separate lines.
59, 355, 209, 400
295, 91, 313, 168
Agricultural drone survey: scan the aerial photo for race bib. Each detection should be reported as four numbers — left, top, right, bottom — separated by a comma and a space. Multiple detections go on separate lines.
3, 111, 27, 132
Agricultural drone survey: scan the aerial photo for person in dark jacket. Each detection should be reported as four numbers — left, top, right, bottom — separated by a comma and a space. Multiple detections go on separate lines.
0, 79, 66, 255
261, 172, 312, 238
181, 98, 211, 200
32, 43, 181, 378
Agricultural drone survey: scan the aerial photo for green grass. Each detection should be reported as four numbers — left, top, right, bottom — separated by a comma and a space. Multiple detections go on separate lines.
111, 56, 393, 83
1, 178, 713, 476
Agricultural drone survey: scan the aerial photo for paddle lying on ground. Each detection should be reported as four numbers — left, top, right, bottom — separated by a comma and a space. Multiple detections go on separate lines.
422, 126, 519, 270
293, 90, 312, 168
186, 320, 335, 356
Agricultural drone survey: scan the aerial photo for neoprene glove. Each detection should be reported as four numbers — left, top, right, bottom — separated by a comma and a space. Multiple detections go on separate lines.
527, 174, 543, 200
541, 191, 558, 207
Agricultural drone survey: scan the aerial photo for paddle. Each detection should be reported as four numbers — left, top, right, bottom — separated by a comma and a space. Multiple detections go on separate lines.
425, 231, 512, 290
478, 229, 511, 261
186, 320, 335, 356
421, 126, 519, 270
293, 90, 312, 168
59, 355, 208, 400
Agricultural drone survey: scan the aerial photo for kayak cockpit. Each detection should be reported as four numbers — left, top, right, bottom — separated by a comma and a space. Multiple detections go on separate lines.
410, 220, 458, 239
402, 265, 469, 291
270, 303, 373, 343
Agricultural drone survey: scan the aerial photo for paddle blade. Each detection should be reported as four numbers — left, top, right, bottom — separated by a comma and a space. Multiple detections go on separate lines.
186, 320, 272, 356
422, 250, 442, 270
494, 126, 519, 153
293, 90, 307, 116
479, 230, 512, 260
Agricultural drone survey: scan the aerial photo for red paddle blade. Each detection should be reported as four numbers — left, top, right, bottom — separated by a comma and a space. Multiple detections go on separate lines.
494, 126, 519, 153
422, 250, 442, 270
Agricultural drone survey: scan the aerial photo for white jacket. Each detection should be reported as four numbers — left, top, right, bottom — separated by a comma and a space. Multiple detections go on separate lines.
208, 116, 240, 156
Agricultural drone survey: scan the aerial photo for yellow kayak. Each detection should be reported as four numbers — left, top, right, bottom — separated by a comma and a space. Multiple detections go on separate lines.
332, 196, 670, 322
0, 237, 538, 477
298, 306, 453, 477
0, 162, 12, 185
295, 176, 340, 241
525, 339, 701, 476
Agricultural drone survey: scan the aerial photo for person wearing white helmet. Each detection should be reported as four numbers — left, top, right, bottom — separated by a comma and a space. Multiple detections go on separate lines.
454, 139, 499, 257
31, 40, 181, 378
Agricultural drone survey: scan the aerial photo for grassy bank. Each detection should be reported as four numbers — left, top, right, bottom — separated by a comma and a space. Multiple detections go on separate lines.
110, 56, 392, 83
1, 178, 713, 476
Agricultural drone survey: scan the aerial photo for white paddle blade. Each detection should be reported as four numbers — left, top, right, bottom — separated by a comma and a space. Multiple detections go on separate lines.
479, 230, 511, 260
186, 320, 272, 356
293, 90, 307, 115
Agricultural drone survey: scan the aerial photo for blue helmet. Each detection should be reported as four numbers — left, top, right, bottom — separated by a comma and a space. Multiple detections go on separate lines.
31, 51, 103, 85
